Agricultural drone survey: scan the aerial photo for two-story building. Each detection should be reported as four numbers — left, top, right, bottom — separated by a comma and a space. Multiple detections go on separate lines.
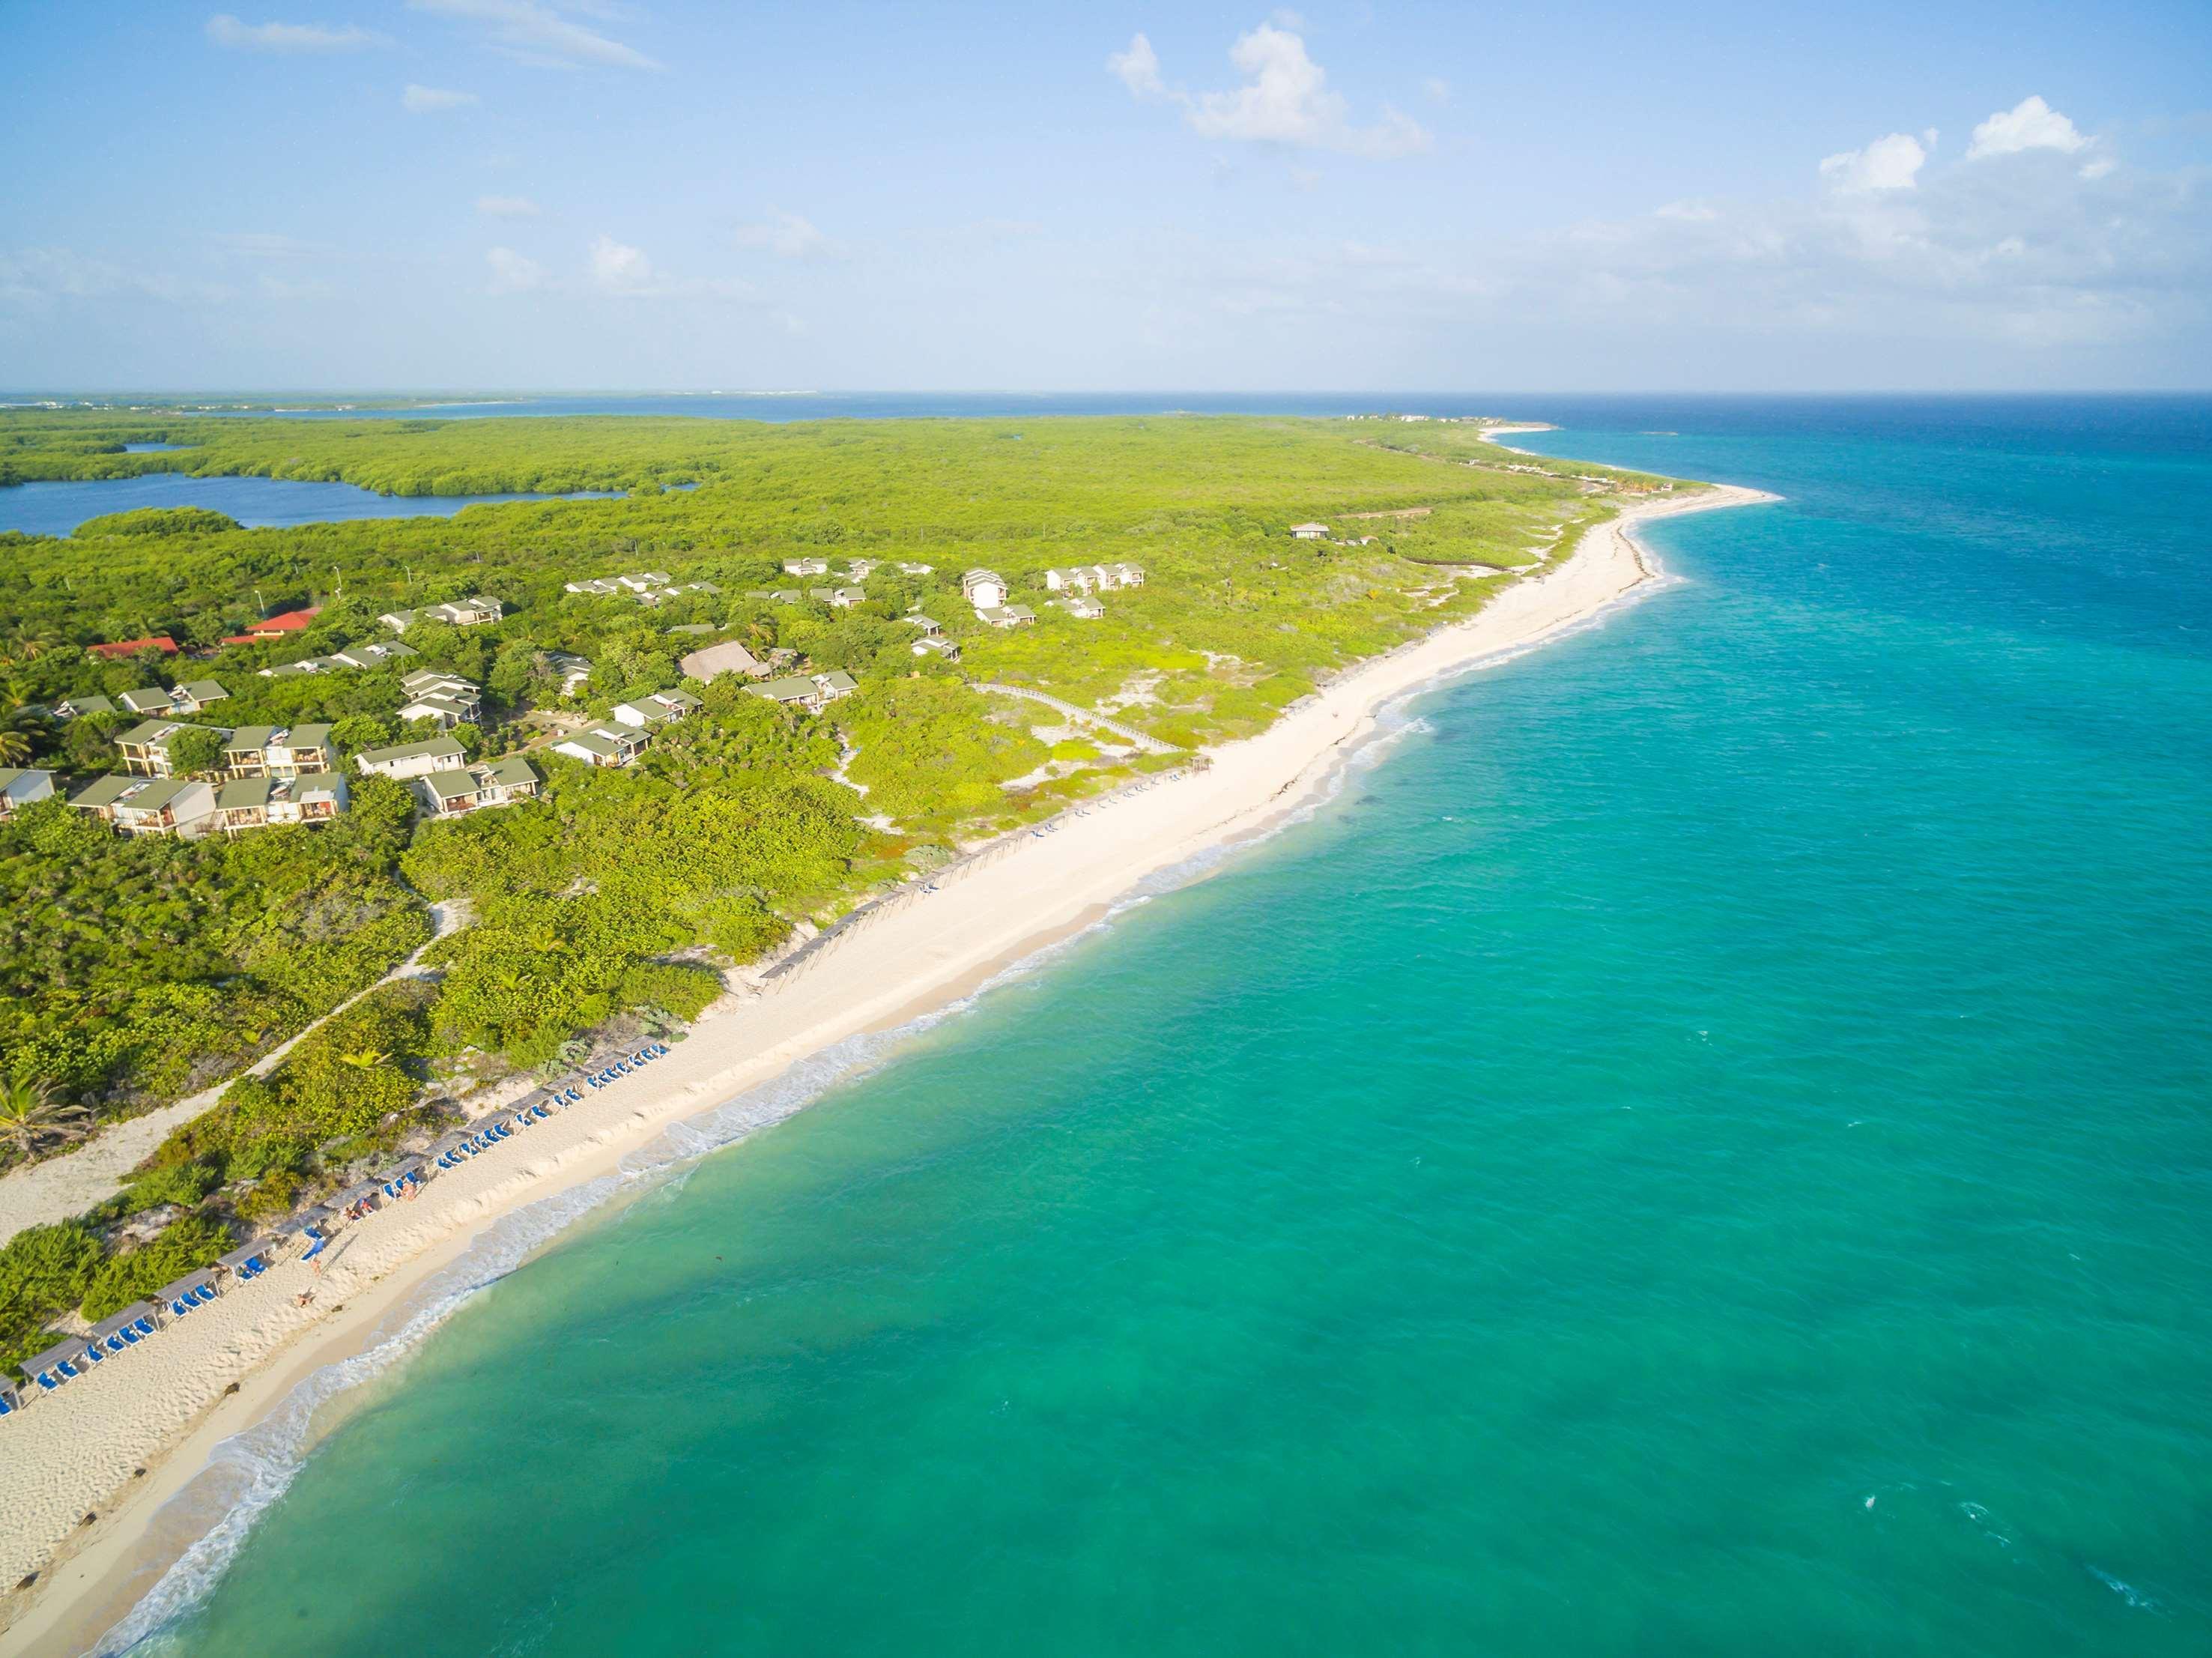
961, 568, 1008, 608
70, 775, 218, 839
354, 735, 467, 781
116, 719, 231, 778
415, 756, 542, 817
976, 604, 1037, 629
396, 670, 483, 729
222, 724, 338, 779
213, 772, 350, 835
331, 641, 421, 671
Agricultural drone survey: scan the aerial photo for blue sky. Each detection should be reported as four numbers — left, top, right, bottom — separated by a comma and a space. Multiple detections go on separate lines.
4, 1, 2209, 391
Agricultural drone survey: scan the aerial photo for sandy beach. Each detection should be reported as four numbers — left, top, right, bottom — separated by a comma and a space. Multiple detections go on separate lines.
0, 474, 1775, 1656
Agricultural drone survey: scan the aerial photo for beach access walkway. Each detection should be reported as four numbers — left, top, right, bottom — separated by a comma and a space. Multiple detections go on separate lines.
975, 683, 1178, 754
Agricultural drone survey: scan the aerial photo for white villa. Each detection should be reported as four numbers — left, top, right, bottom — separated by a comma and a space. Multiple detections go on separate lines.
961, 568, 1008, 608
355, 735, 467, 781
222, 724, 337, 779
747, 671, 860, 712
610, 689, 703, 728
553, 724, 649, 767
331, 641, 420, 670
547, 652, 594, 695
396, 669, 484, 730
782, 557, 830, 578
1290, 522, 1330, 540
977, 604, 1037, 629
116, 719, 231, 778
912, 635, 961, 661
1055, 596, 1105, 620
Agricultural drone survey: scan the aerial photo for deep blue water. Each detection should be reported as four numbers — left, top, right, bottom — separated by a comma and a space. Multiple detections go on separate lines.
89, 396, 2212, 1657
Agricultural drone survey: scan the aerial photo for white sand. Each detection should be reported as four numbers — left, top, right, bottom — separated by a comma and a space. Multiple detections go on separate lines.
0, 479, 1776, 1652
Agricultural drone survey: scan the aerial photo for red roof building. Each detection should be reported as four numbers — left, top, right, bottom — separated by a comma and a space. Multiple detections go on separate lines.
89, 635, 180, 660
220, 607, 322, 647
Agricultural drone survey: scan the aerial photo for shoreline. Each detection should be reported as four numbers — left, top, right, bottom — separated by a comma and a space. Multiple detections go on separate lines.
0, 473, 1778, 1657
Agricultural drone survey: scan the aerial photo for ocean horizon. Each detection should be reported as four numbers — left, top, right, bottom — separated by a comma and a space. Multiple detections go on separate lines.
102, 395, 2212, 1656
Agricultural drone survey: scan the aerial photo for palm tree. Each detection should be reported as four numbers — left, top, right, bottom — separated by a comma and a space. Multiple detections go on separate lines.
0, 726, 31, 767
0, 1077, 91, 1160
337, 1047, 392, 1072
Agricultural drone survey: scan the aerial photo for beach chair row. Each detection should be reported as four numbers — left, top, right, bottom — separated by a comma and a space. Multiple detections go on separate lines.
4, 1041, 676, 1420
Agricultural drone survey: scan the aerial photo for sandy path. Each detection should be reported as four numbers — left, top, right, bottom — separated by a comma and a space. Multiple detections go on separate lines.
0, 480, 1777, 1655
0, 903, 470, 1249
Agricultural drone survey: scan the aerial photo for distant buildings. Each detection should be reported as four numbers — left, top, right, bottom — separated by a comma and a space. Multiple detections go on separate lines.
88, 635, 178, 661
547, 652, 594, 695
782, 557, 829, 578
896, 562, 934, 576
219, 606, 321, 647
416, 757, 540, 818
1055, 596, 1105, 620
1289, 522, 1330, 540
678, 640, 766, 683
118, 680, 231, 717
912, 635, 960, 662
976, 605, 1037, 629
331, 641, 419, 670
378, 596, 504, 633
0, 768, 55, 818
53, 695, 115, 720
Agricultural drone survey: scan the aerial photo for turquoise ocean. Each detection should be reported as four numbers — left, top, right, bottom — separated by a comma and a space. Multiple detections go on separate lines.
112, 397, 2210, 1656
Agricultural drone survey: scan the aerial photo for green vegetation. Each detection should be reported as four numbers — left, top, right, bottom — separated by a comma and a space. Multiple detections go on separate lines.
0, 410, 1691, 1364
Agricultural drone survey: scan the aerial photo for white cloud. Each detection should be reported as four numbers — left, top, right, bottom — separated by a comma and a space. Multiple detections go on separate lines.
485, 246, 546, 294
476, 194, 542, 217
584, 235, 751, 301
0, 248, 231, 310
589, 234, 652, 291
1107, 33, 1166, 100
205, 14, 386, 52
1109, 24, 1430, 160
407, 0, 660, 70
1422, 76, 1451, 106
1968, 95, 2086, 160
734, 212, 829, 259
1819, 132, 1926, 193
404, 83, 478, 112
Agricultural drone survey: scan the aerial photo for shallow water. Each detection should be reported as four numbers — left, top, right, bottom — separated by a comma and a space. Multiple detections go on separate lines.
121, 396, 2212, 1656
0, 472, 621, 536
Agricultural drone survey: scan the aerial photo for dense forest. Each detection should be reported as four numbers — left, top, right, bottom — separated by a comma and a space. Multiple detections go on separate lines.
0, 410, 1688, 1368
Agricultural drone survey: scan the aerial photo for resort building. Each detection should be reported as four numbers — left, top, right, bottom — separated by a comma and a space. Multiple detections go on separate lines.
169, 679, 231, 715
783, 557, 830, 578
1290, 521, 1330, 540
0, 768, 55, 817
1097, 562, 1145, 589
213, 772, 349, 835
748, 676, 831, 712
117, 688, 174, 716
897, 561, 934, 575
378, 596, 505, 633
219, 606, 321, 646
116, 719, 231, 778
222, 724, 337, 778
678, 640, 766, 683
259, 656, 354, 680
976, 604, 1037, 629
961, 569, 1008, 608
354, 735, 467, 781
413, 757, 541, 818
53, 695, 115, 720
1043, 567, 1094, 593
904, 614, 943, 637
396, 670, 484, 730
842, 559, 879, 580
88, 635, 179, 661
553, 724, 649, 767
825, 587, 867, 608
1055, 596, 1106, 620
912, 635, 961, 661
547, 652, 594, 695
610, 689, 703, 728
330, 641, 420, 671
70, 775, 219, 839
813, 670, 859, 702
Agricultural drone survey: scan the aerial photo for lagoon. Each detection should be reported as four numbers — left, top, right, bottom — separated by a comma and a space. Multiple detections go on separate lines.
0, 472, 621, 537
